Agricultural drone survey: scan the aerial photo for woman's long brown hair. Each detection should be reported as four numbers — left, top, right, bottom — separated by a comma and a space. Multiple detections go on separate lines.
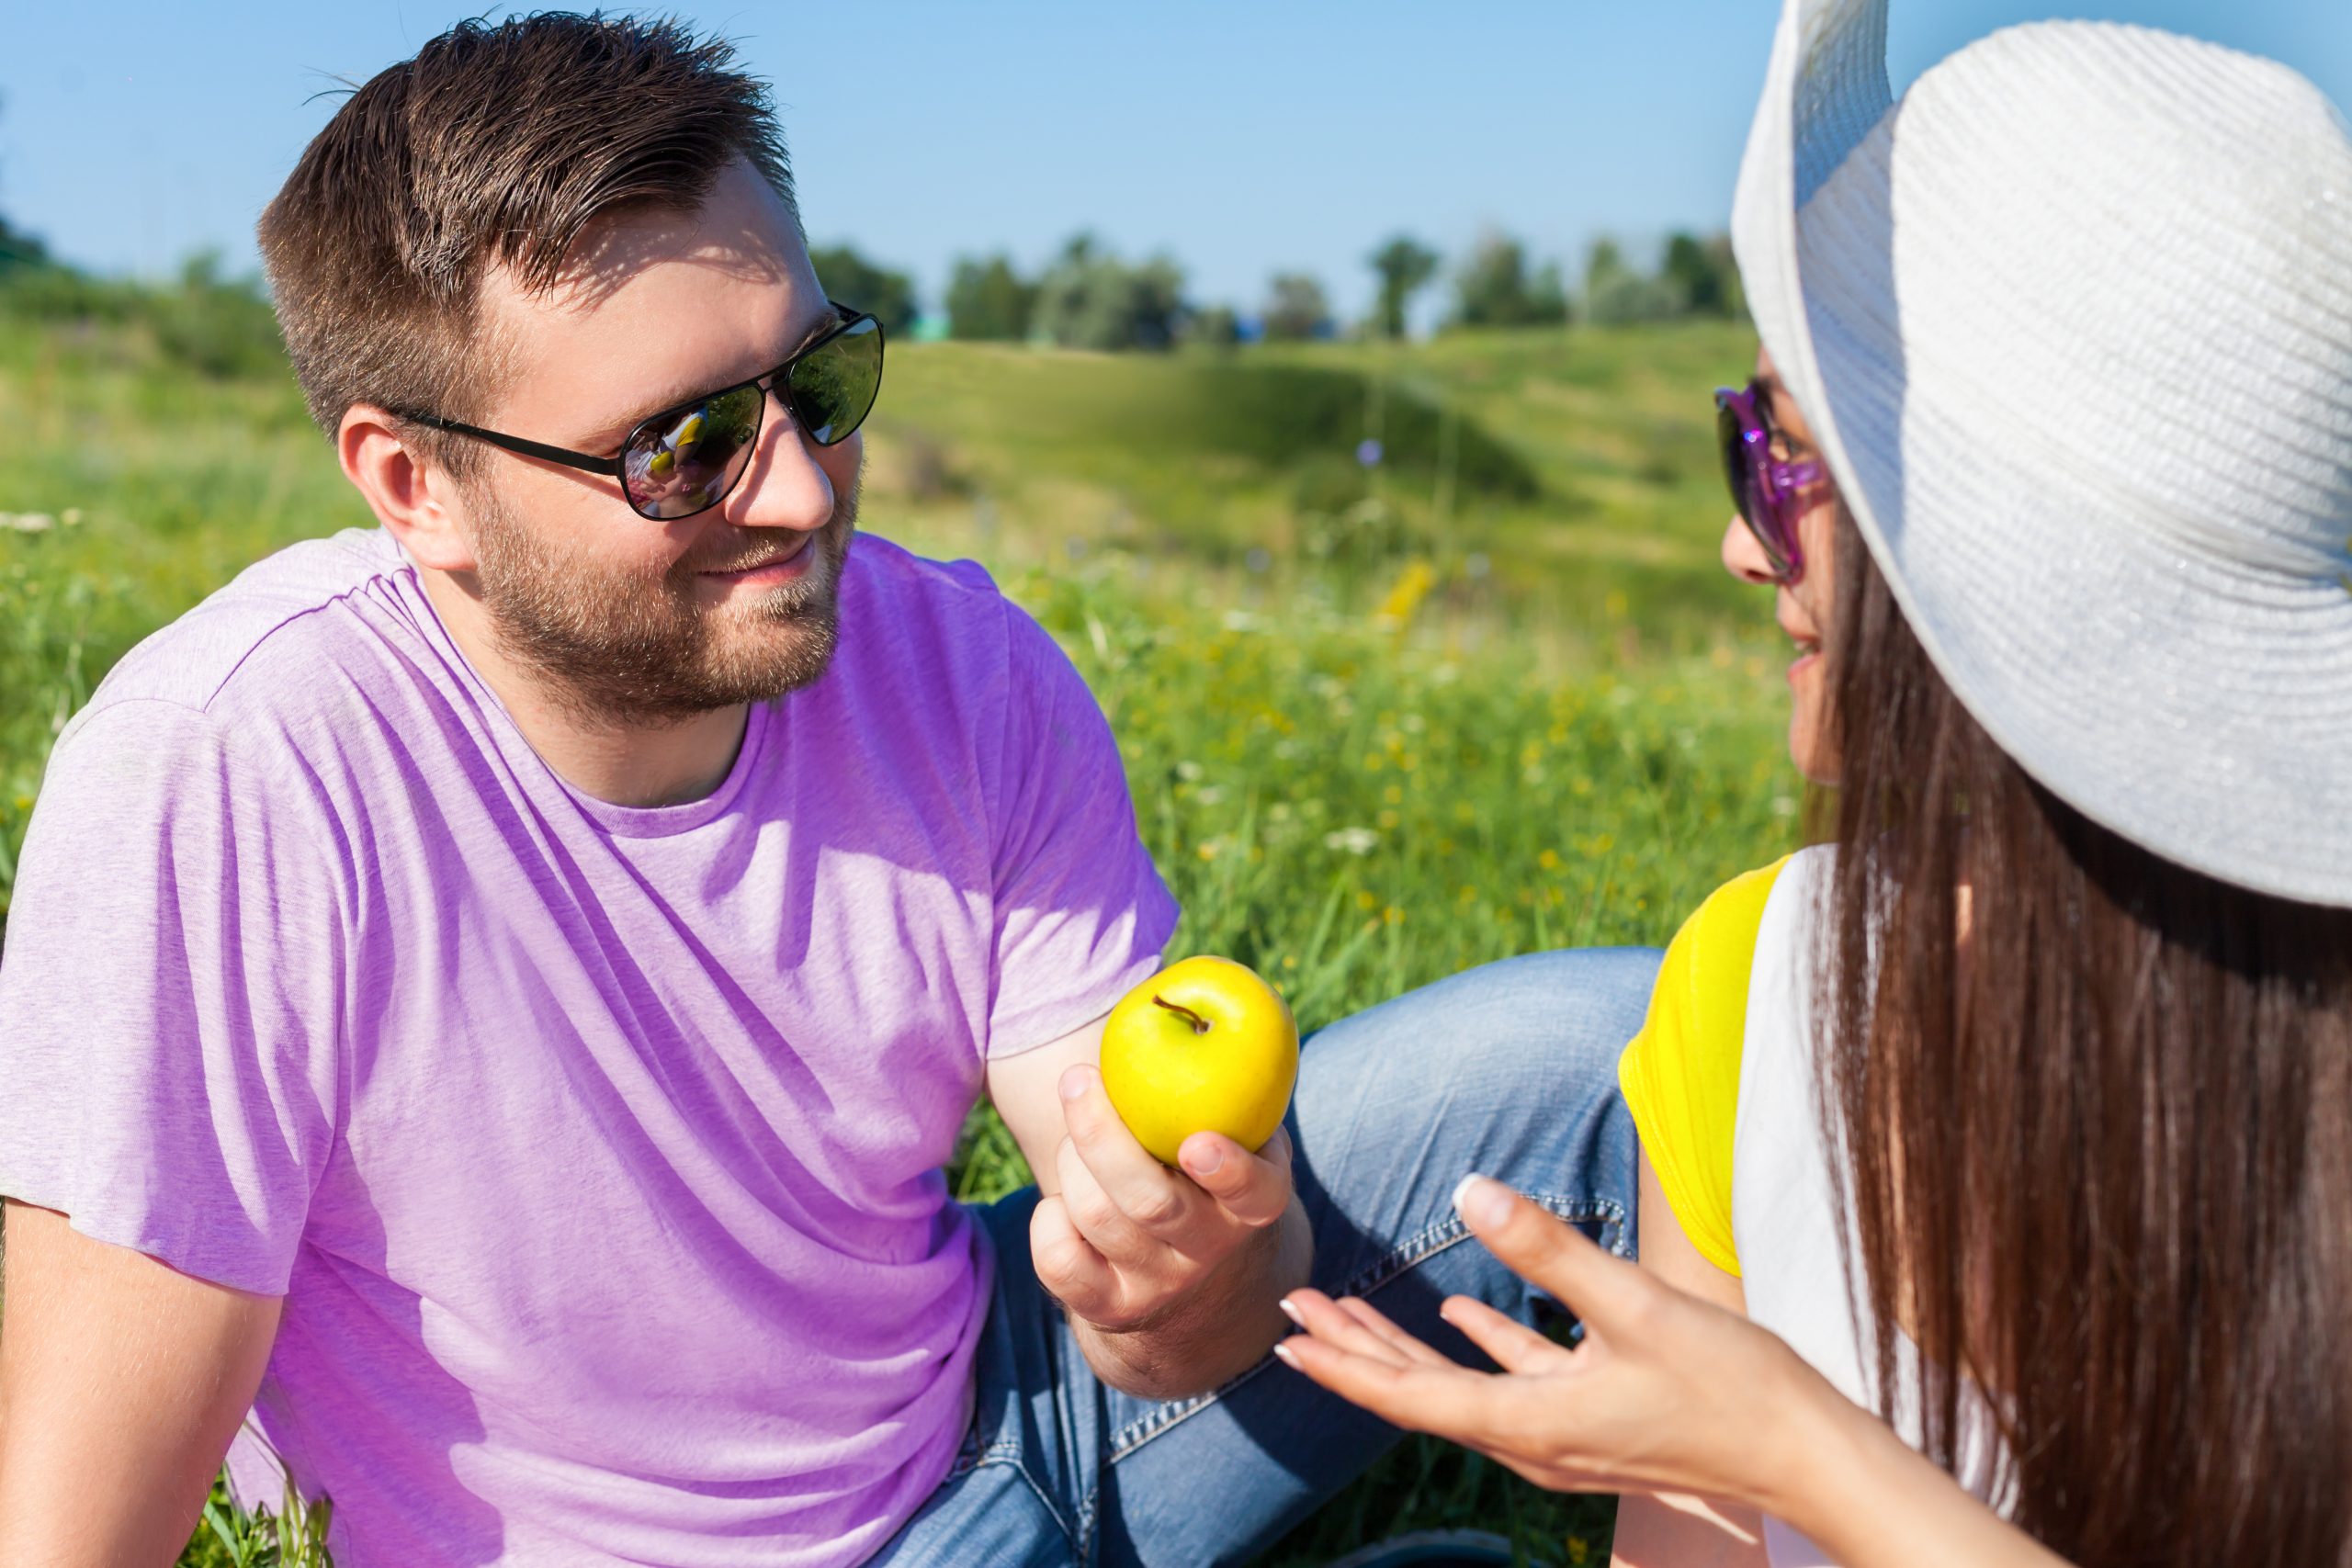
1815, 511, 2352, 1565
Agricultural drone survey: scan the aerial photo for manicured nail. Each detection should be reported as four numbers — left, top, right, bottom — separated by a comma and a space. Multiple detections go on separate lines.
1453, 1173, 1511, 1230
1451, 1172, 1490, 1217
1278, 1295, 1304, 1325
1272, 1341, 1302, 1369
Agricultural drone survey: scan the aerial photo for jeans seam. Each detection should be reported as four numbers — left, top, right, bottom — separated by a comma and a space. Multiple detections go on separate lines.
967, 1447, 1080, 1556
1101, 1190, 1628, 1461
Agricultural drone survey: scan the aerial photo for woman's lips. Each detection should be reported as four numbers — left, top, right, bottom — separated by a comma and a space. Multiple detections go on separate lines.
1777, 606, 1822, 684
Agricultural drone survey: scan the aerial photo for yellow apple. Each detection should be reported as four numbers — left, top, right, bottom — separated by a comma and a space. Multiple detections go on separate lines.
1100, 955, 1300, 1166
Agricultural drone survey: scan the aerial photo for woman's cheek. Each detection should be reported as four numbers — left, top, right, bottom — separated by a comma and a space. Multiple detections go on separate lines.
1788, 654, 1838, 786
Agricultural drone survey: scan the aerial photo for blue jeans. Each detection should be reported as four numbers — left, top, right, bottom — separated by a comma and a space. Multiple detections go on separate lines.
869, 947, 1659, 1568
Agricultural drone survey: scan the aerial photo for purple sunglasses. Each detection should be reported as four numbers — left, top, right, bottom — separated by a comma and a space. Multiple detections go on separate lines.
1714, 380, 1825, 583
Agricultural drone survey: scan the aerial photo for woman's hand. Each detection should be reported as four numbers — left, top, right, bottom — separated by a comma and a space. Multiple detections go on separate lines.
1272, 1174, 1846, 1519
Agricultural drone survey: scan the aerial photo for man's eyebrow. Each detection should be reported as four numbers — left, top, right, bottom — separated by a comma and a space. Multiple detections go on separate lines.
593, 304, 845, 446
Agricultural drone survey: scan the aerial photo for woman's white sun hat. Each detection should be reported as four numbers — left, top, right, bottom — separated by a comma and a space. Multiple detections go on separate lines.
1732, 0, 2352, 907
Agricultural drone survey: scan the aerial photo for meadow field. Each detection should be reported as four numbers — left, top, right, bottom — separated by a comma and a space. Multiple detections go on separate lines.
0, 289, 1799, 1566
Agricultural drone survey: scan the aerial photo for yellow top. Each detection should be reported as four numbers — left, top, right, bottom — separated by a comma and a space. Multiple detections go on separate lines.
1615, 855, 1792, 1278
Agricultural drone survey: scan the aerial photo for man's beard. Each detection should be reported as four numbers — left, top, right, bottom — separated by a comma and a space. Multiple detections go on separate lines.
470, 484, 858, 728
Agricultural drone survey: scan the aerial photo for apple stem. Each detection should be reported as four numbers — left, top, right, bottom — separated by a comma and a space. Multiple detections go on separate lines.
1152, 995, 1212, 1035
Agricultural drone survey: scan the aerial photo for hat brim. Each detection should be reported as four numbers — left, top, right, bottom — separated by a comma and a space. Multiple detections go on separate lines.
1732, 0, 2352, 908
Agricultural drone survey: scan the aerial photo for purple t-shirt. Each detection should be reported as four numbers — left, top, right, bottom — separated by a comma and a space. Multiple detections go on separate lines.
0, 526, 1177, 1566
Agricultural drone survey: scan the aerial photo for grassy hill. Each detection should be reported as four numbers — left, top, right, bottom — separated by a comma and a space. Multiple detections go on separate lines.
864, 323, 1758, 649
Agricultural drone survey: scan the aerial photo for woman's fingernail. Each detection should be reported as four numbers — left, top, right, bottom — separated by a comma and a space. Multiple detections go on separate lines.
1454, 1174, 1512, 1230
1452, 1172, 1491, 1218
1272, 1341, 1302, 1369
1278, 1295, 1304, 1325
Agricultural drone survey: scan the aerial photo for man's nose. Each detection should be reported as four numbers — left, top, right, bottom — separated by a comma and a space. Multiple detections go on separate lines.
723, 386, 835, 534
1720, 513, 1778, 584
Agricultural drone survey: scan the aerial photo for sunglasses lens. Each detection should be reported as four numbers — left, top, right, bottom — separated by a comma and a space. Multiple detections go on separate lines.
786, 316, 883, 446
1715, 398, 1749, 512
1715, 397, 1792, 577
623, 384, 763, 520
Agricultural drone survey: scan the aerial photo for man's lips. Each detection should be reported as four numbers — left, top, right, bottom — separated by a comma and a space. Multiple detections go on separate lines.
698, 536, 814, 580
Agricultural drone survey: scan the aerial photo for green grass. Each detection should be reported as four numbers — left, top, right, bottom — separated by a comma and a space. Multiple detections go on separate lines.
0, 293, 1793, 1566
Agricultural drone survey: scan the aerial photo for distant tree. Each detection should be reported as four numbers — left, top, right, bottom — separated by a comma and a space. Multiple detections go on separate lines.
1582, 237, 1632, 300
1452, 230, 1568, 329
1659, 231, 1747, 321
1581, 235, 1682, 325
808, 243, 920, 339
1260, 272, 1332, 341
0, 210, 47, 273
1184, 303, 1241, 349
1708, 233, 1747, 320
0, 93, 46, 274
1660, 233, 1724, 316
1366, 233, 1441, 339
1529, 260, 1570, 326
944, 253, 1036, 341
1031, 233, 1186, 352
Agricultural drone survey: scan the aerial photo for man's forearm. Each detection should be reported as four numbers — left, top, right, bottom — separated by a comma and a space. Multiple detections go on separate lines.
1069, 1201, 1313, 1401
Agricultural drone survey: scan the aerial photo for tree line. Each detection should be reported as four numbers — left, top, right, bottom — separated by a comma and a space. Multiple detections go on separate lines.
0, 168, 1737, 365
813, 228, 1747, 351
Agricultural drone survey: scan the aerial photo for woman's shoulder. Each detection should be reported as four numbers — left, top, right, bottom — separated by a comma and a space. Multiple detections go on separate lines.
1618, 852, 1804, 1277
1681, 853, 1797, 948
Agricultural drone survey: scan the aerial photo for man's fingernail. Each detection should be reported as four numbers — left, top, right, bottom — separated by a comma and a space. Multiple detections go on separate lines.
1059, 1066, 1089, 1102
1278, 1295, 1304, 1325
1272, 1341, 1302, 1370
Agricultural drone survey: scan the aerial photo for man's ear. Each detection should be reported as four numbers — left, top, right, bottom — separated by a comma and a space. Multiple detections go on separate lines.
337, 404, 478, 573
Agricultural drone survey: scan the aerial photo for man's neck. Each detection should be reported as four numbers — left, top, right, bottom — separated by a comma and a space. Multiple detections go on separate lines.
417, 567, 750, 809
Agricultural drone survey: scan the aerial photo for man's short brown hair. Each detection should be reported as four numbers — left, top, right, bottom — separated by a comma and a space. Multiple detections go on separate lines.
258, 12, 796, 465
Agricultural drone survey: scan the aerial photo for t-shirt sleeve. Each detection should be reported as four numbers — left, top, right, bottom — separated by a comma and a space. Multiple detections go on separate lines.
0, 700, 345, 1295
1616, 854, 1792, 1279
980, 604, 1180, 1057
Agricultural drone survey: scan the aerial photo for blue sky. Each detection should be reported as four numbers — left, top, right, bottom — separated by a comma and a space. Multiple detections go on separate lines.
5, 2, 2345, 327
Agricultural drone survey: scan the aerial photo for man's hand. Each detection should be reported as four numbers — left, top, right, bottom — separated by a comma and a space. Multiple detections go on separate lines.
986, 1017, 1313, 1400
1031, 1063, 1294, 1332
0, 1200, 282, 1568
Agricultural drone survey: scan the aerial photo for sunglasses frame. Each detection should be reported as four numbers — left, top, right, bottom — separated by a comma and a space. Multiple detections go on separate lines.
1714, 380, 1825, 584
394, 301, 884, 522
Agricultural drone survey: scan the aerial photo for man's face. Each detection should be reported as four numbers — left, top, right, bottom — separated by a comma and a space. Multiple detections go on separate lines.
453, 158, 861, 725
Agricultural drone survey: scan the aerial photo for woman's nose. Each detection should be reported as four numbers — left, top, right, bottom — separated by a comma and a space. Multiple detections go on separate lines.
1720, 513, 1778, 585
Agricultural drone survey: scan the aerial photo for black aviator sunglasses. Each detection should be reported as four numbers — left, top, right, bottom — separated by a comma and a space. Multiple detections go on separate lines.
394, 302, 885, 522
